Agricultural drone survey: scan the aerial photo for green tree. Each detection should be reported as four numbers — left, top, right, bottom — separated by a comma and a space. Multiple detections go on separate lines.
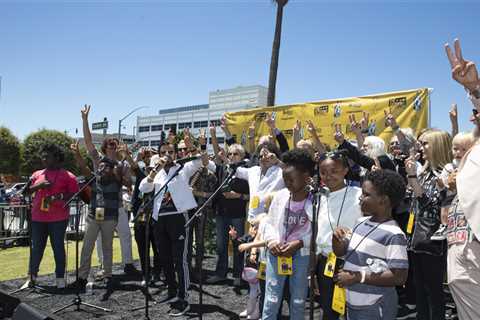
0, 126, 21, 175
267, 0, 289, 107
21, 129, 77, 175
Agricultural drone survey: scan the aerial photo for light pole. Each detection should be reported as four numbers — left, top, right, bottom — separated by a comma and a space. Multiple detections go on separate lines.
118, 106, 150, 140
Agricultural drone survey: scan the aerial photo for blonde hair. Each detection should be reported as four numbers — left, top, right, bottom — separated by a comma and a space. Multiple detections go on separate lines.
296, 139, 315, 157
452, 132, 475, 151
420, 130, 452, 171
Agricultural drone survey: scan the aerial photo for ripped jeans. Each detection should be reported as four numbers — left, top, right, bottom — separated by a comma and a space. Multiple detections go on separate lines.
262, 251, 309, 320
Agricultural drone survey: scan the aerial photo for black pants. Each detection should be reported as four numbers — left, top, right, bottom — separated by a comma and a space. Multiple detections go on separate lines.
187, 208, 208, 274
154, 213, 190, 300
316, 254, 343, 320
134, 221, 161, 277
412, 252, 446, 320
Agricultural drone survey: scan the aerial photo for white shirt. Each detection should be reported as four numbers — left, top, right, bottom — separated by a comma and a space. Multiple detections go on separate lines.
236, 165, 285, 221
316, 185, 363, 256
139, 159, 215, 220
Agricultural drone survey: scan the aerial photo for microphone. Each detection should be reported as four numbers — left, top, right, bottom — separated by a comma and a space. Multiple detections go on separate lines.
305, 176, 330, 196
227, 159, 250, 170
175, 155, 201, 165
18, 177, 34, 195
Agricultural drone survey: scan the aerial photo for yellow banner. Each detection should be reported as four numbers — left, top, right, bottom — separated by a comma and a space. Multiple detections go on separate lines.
225, 88, 429, 149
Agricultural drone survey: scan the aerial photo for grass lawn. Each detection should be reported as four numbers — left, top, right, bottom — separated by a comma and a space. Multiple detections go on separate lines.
0, 236, 140, 282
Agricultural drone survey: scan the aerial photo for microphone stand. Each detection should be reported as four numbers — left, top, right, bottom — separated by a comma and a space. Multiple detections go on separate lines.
308, 183, 322, 320
131, 163, 184, 320
10, 186, 50, 296
184, 166, 237, 320
53, 174, 111, 314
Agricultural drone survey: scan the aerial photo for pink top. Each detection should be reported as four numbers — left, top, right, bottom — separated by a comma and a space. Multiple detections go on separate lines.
31, 169, 79, 222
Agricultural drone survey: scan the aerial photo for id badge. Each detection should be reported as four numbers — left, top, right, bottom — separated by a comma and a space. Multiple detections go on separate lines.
332, 284, 346, 315
277, 256, 293, 275
250, 196, 260, 209
323, 252, 337, 278
95, 208, 105, 221
257, 261, 267, 280
40, 197, 50, 212
406, 211, 415, 234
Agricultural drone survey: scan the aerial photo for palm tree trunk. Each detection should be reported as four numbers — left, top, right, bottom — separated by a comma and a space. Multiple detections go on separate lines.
267, 1, 287, 107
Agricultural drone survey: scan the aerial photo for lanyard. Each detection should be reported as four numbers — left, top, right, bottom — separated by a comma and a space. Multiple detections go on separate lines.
344, 217, 387, 261
327, 186, 349, 233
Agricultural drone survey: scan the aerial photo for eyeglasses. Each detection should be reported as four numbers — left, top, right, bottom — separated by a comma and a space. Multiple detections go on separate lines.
178, 147, 188, 152
107, 143, 117, 149
389, 141, 400, 146
473, 109, 478, 116
228, 152, 240, 156
160, 150, 175, 155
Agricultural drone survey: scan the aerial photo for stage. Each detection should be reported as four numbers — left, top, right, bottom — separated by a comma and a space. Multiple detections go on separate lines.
0, 256, 322, 319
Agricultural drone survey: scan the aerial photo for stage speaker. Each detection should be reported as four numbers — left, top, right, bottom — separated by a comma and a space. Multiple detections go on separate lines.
0, 289, 20, 318
12, 303, 53, 320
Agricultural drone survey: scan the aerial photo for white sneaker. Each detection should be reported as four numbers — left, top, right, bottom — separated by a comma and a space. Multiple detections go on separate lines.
239, 309, 248, 317
21, 275, 37, 289
56, 278, 66, 289
431, 224, 447, 241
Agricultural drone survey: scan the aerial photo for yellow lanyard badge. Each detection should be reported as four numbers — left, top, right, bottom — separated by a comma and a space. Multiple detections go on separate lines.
250, 196, 260, 209
257, 261, 267, 280
323, 252, 337, 278
95, 208, 105, 221
277, 256, 293, 275
332, 284, 346, 315
406, 211, 415, 234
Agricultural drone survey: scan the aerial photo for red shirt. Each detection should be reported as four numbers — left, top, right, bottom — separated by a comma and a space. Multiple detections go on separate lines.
31, 169, 79, 222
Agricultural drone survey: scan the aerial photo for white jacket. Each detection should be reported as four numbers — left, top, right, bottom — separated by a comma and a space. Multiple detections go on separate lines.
139, 159, 216, 220
263, 188, 313, 256
236, 165, 285, 221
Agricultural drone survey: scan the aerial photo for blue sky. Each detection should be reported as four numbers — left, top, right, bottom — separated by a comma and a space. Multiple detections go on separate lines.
0, 0, 479, 140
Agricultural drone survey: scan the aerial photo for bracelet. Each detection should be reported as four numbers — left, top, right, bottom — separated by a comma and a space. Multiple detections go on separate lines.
359, 270, 366, 284
407, 174, 417, 179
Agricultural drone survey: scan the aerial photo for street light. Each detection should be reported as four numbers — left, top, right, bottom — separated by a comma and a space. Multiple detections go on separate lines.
118, 106, 151, 140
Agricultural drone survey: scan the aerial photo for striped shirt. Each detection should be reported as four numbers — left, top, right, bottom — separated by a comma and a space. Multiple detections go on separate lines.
343, 216, 408, 307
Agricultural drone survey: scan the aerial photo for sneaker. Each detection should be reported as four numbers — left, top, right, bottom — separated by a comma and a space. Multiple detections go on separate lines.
68, 278, 88, 291
94, 269, 105, 281
56, 278, 66, 289
159, 291, 179, 304
205, 275, 226, 284
397, 304, 417, 319
431, 224, 447, 241
239, 309, 248, 317
169, 300, 190, 317
20, 275, 37, 289
124, 263, 141, 276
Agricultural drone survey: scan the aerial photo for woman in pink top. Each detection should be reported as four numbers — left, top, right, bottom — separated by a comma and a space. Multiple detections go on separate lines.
27, 143, 79, 289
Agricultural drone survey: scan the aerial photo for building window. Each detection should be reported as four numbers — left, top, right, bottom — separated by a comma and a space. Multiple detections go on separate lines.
210, 119, 221, 126
151, 125, 163, 131
138, 141, 149, 146
209, 137, 225, 144
164, 124, 177, 132
178, 122, 192, 129
138, 126, 150, 132
150, 140, 161, 147
193, 120, 208, 128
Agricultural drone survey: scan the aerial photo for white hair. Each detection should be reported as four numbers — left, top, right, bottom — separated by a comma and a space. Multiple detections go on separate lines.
364, 136, 386, 158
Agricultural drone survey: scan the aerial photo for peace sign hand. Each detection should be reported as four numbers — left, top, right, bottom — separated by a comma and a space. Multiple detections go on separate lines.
334, 124, 345, 144
384, 108, 398, 129
449, 103, 458, 122
348, 114, 361, 135
81, 104, 91, 120
360, 112, 370, 131
228, 225, 238, 239
445, 39, 480, 92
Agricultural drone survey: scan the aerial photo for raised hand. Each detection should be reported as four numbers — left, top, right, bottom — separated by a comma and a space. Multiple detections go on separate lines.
70, 140, 80, 154
445, 39, 480, 92
248, 121, 255, 138
228, 225, 238, 239
404, 148, 418, 176
209, 122, 217, 137
199, 128, 207, 146
305, 120, 318, 136
183, 128, 193, 148
265, 112, 276, 129
334, 124, 345, 144
360, 111, 370, 131
348, 114, 361, 135
384, 108, 398, 129
449, 103, 458, 123
81, 104, 91, 120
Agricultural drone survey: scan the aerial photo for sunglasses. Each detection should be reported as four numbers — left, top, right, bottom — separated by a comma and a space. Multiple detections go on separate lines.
160, 150, 175, 155
473, 109, 478, 116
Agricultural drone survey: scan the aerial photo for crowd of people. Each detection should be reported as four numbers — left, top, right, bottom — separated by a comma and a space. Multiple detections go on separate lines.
21, 38, 480, 319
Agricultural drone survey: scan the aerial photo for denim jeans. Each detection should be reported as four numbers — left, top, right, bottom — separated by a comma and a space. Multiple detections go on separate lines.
30, 220, 68, 278
215, 215, 245, 278
262, 251, 309, 320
